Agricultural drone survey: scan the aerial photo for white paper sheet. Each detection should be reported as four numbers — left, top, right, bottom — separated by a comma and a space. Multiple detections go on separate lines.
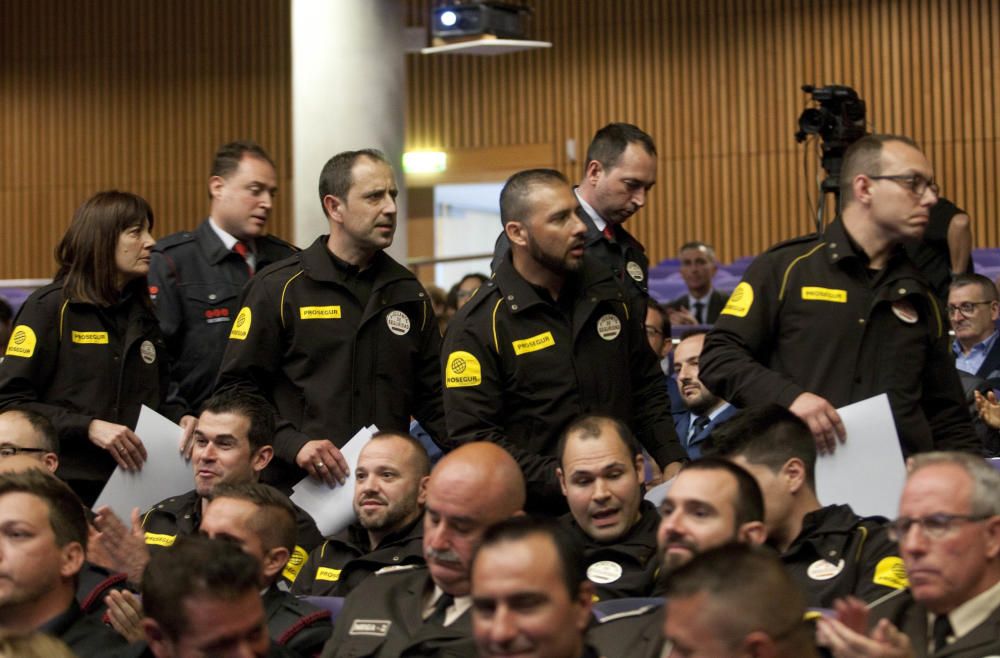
815, 394, 907, 519
93, 405, 193, 519
290, 425, 377, 537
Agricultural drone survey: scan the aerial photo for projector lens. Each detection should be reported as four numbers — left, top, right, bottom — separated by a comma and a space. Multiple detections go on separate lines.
440, 10, 457, 27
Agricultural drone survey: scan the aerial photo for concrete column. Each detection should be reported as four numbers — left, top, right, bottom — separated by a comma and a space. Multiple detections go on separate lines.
291, 0, 407, 260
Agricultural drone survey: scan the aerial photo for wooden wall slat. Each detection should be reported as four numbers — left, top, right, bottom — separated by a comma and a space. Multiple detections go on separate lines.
404, 0, 999, 265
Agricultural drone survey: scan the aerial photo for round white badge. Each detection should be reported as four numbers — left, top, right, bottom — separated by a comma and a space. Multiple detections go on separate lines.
386, 311, 411, 336
140, 340, 156, 365
586, 560, 623, 584
626, 261, 644, 282
597, 314, 622, 341
807, 559, 845, 581
890, 300, 918, 324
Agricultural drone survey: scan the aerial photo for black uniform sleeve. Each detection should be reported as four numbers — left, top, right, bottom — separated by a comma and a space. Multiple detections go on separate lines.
851, 523, 910, 605
216, 276, 312, 464
699, 254, 807, 409
411, 301, 449, 448
626, 296, 686, 466
920, 317, 980, 452
0, 293, 94, 439
147, 250, 184, 348
441, 309, 561, 502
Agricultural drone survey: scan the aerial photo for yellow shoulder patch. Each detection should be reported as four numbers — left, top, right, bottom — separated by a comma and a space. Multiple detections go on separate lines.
71, 331, 109, 344
5, 325, 36, 358
144, 532, 176, 547
315, 567, 342, 582
229, 307, 252, 340
512, 331, 556, 355
281, 545, 309, 582
445, 350, 482, 388
801, 286, 848, 303
300, 305, 342, 320
720, 282, 754, 318
872, 556, 909, 590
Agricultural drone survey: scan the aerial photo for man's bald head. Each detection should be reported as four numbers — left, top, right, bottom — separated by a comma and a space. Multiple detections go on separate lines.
423, 442, 526, 595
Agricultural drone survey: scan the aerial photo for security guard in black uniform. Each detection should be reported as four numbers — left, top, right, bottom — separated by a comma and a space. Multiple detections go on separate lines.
444, 169, 683, 514
701, 134, 977, 456
556, 415, 660, 600
148, 141, 297, 411
710, 404, 907, 609
492, 122, 658, 301
217, 149, 446, 490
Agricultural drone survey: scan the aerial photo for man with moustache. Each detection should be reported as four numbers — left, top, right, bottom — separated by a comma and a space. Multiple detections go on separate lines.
701, 134, 976, 455
671, 329, 737, 459
444, 169, 683, 514
293, 431, 429, 596
587, 458, 766, 658
556, 415, 661, 600
217, 148, 446, 491
321, 442, 525, 658
149, 141, 297, 412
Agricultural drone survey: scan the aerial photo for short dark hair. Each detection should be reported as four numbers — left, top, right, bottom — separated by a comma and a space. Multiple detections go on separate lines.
662, 544, 808, 650
678, 328, 710, 344
475, 516, 584, 598
210, 141, 276, 180
950, 273, 999, 302
677, 241, 718, 262
499, 168, 569, 225
645, 299, 670, 337
839, 134, 921, 205
318, 149, 390, 210
709, 405, 817, 491
0, 408, 59, 454
200, 390, 275, 453
446, 273, 489, 311
369, 430, 431, 477
142, 535, 261, 641
209, 482, 298, 553
0, 470, 86, 549
55, 190, 155, 308
557, 414, 641, 467
679, 458, 764, 527
584, 123, 657, 172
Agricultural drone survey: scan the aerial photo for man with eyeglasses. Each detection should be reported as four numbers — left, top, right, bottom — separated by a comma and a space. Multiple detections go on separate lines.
701, 134, 977, 457
0, 409, 58, 474
948, 273, 1000, 390
816, 451, 1000, 657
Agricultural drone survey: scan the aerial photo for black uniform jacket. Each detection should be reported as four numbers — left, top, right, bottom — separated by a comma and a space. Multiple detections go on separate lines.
492, 203, 650, 300
292, 515, 425, 597
869, 588, 1000, 657
40, 599, 128, 657
443, 253, 683, 511
700, 217, 977, 455
149, 219, 298, 409
140, 489, 323, 584
561, 500, 660, 601
587, 602, 664, 658
216, 237, 446, 487
0, 281, 184, 483
263, 584, 333, 657
321, 565, 477, 658
779, 504, 906, 609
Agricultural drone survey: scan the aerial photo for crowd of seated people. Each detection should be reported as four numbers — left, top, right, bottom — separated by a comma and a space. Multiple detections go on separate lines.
0, 127, 997, 657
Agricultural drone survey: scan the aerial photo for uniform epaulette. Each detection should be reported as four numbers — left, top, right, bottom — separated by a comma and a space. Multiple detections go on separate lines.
152, 231, 197, 251
259, 233, 300, 252
31, 282, 65, 301
374, 563, 423, 576
597, 603, 661, 624
765, 231, 821, 254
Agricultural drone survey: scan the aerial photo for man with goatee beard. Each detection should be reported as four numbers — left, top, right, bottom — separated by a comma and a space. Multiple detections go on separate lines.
293, 431, 429, 596
588, 458, 766, 658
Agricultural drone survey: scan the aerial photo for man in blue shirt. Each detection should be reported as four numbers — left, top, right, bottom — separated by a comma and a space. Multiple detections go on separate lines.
948, 273, 1000, 390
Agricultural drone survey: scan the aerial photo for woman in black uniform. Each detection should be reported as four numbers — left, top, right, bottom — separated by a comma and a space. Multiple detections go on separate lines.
0, 191, 192, 504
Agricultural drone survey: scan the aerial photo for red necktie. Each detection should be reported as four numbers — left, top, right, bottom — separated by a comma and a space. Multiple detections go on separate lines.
233, 241, 254, 276
603, 226, 614, 240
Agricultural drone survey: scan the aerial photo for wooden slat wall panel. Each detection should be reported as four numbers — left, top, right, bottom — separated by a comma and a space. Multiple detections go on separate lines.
405, 0, 1000, 264
0, 0, 292, 279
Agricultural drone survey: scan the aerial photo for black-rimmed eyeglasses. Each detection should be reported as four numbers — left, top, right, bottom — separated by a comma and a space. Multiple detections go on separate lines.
867, 173, 939, 197
886, 513, 991, 542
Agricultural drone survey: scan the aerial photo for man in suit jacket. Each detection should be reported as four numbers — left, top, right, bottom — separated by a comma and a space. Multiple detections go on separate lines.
949, 273, 1000, 390
671, 330, 737, 459
816, 452, 1000, 657
321, 443, 525, 658
665, 241, 729, 326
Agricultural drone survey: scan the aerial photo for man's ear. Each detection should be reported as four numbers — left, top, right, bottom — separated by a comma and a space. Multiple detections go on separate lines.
262, 546, 290, 583
575, 580, 596, 630
417, 475, 429, 505
633, 453, 646, 482
251, 446, 274, 474
323, 194, 345, 223
983, 515, 1000, 560
584, 159, 603, 187
209, 175, 226, 201
738, 521, 767, 546
143, 618, 173, 656
556, 467, 568, 497
741, 630, 779, 658
60, 541, 85, 579
43, 452, 59, 474
852, 174, 874, 206
505, 220, 528, 248
781, 458, 807, 495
